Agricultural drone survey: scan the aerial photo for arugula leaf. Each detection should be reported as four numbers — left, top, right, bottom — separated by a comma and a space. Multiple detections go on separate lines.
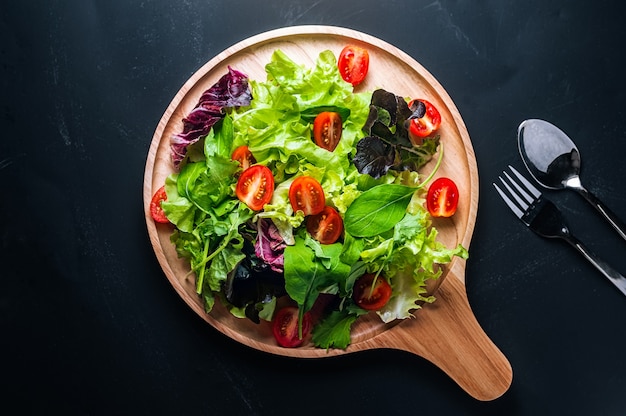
311, 302, 369, 349
311, 309, 358, 349
163, 116, 255, 312
283, 236, 350, 313
179, 205, 252, 296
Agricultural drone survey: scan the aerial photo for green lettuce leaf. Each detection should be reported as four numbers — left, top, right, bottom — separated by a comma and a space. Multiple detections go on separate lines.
232, 49, 371, 184
161, 174, 197, 233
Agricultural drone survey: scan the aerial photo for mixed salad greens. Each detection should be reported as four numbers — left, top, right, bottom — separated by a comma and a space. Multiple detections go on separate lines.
155, 48, 468, 349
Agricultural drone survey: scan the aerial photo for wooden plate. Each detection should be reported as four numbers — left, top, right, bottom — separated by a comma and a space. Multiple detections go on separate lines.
143, 25, 512, 401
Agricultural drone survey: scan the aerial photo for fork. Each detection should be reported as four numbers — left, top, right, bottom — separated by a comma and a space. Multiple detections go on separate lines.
494, 165, 626, 297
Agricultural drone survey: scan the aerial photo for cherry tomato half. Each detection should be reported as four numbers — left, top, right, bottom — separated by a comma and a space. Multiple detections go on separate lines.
231, 145, 256, 171
408, 99, 441, 143
150, 186, 170, 224
272, 306, 312, 348
235, 165, 275, 211
426, 177, 459, 218
353, 273, 392, 311
313, 111, 342, 152
338, 45, 369, 87
289, 176, 325, 216
306, 206, 344, 244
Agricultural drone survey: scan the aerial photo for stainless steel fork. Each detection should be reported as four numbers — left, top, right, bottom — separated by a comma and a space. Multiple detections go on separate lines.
494, 165, 626, 297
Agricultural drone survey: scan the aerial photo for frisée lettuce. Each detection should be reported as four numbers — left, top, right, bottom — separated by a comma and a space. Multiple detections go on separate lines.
161, 49, 468, 349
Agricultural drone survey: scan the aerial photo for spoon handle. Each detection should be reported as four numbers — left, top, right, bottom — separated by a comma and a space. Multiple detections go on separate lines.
576, 187, 626, 242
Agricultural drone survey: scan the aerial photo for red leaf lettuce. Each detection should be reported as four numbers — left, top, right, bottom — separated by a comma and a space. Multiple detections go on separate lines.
170, 66, 252, 167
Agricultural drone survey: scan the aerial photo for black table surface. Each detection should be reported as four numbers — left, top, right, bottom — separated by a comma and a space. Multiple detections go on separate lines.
3, 1, 626, 414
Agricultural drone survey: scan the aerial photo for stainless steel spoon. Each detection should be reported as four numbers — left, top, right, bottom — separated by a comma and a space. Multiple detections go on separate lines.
517, 118, 626, 242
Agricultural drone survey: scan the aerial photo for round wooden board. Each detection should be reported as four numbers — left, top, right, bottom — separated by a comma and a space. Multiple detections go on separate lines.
143, 26, 511, 400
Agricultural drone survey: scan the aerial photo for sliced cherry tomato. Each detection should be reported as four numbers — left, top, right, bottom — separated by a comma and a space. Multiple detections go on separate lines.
231, 145, 256, 171
313, 112, 342, 152
272, 306, 312, 348
338, 45, 369, 87
426, 177, 459, 218
408, 99, 441, 143
306, 206, 343, 244
235, 165, 275, 211
288, 176, 325, 216
150, 186, 170, 224
353, 273, 392, 311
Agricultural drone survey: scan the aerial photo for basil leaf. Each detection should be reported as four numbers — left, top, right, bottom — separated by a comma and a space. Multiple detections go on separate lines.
344, 184, 416, 237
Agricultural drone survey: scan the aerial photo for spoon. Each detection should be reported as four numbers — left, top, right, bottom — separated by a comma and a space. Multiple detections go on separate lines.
517, 118, 626, 242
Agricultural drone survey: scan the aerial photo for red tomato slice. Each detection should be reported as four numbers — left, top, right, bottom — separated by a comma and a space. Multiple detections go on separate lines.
150, 186, 170, 224
408, 99, 441, 143
306, 206, 343, 244
231, 145, 256, 171
338, 45, 369, 87
235, 165, 275, 211
426, 177, 459, 218
313, 112, 342, 152
289, 176, 325, 216
272, 306, 312, 348
353, 273, 392, 311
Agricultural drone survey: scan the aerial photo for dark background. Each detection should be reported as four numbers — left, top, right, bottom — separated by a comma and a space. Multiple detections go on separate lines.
3, 1, 626, 414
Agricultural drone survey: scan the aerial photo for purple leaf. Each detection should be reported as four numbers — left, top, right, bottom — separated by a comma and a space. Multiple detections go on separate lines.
170, 67, 252, 167
353, 88, 438, 178
196, 66, 253, 108
254, 218, 286, 273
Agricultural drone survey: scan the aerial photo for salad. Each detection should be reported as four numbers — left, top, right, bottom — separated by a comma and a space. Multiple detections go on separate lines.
150, 46, 468, 349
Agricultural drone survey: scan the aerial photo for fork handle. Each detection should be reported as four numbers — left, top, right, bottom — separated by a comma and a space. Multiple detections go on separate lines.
575, 187, 626, 242
565, 235, 626, 297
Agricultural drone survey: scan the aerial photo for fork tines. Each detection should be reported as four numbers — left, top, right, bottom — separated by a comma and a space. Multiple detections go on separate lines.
493, 165, 542, 219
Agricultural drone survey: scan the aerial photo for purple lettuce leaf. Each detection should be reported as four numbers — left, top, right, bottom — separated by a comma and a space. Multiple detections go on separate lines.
171, 105, 223, 165
196, 66, 253, 108
170, 66, 252, 167
254, 218, 286, 273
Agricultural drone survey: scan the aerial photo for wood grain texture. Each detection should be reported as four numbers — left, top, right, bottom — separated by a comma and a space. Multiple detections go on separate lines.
143, 25, 511, 400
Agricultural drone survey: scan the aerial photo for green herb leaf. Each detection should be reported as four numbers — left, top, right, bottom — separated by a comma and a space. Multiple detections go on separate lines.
344, 184, 416, 237
311, 309, 357, 349
299, 105, 351, 123
283, 237, 350, 313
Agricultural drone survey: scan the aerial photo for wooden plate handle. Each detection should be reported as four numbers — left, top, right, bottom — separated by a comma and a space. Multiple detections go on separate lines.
368, 262, 513, 401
